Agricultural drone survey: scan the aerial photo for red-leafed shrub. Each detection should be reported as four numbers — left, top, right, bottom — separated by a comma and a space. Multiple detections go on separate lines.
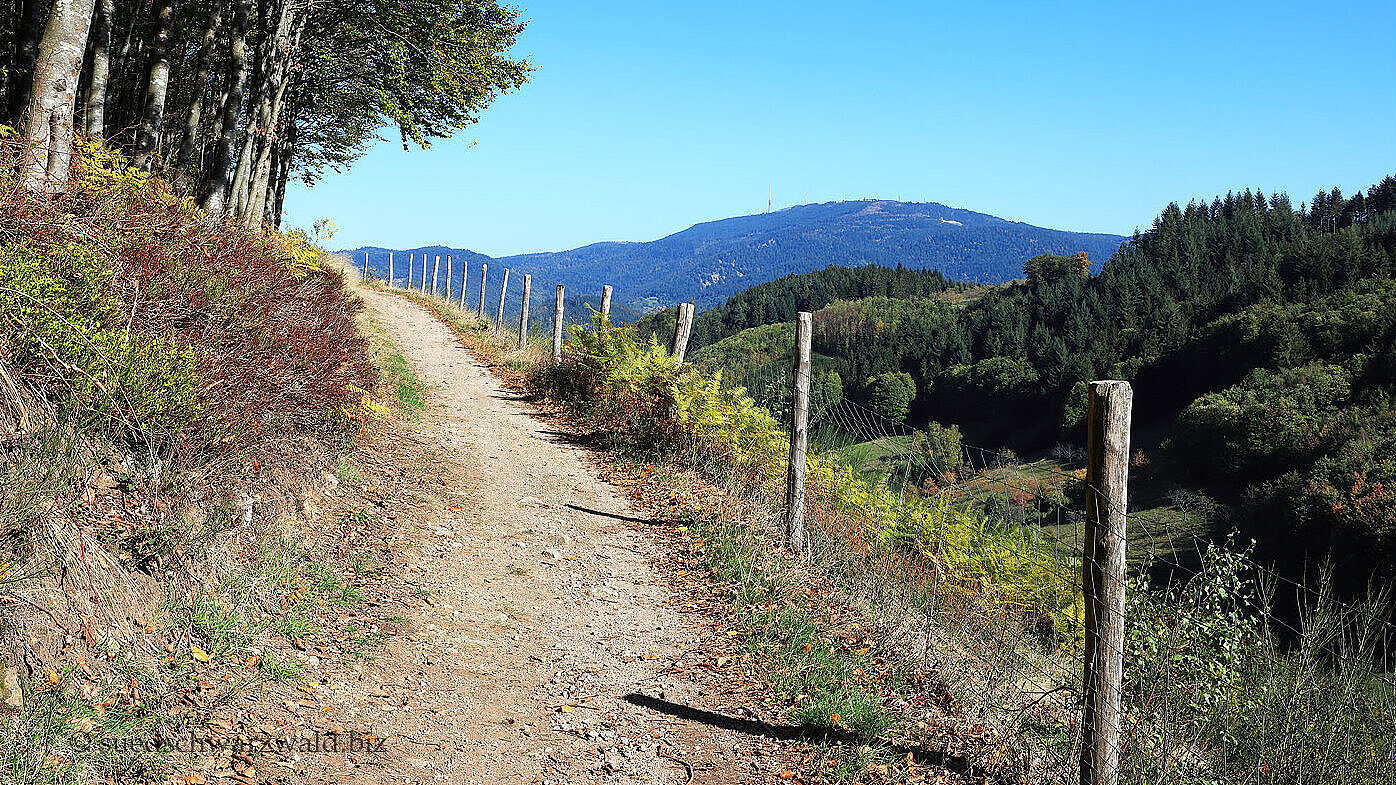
0, 135, 375, 468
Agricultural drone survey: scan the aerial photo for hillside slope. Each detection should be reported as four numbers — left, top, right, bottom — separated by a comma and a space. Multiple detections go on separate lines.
345, 200, 1125, 313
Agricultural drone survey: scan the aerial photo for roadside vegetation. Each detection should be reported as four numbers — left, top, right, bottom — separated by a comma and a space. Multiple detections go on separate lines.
0, 138, 406, 782
426, 283, 1396, 783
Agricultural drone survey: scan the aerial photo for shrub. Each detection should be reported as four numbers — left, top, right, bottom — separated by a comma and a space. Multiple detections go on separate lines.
0, 137, 375, 465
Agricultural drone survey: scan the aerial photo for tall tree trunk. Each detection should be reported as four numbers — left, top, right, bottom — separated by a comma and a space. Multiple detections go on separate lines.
172, 0, 221, 183
21, 0, 98, 193
228, 121, 255, 214
132, 0, 176, 171
7, 0, 48, 125
242, 0, 303, 228
269, 116, 294, 228
81, 0, 112, 136
196, 0, 248, 216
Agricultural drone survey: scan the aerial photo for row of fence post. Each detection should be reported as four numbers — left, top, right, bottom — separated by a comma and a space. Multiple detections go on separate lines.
780, 311, 1131, 785
365, 255, 1130, 784
362, 252, 698, 368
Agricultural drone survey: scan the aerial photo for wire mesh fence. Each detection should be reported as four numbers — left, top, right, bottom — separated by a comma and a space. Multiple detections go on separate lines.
387, 272, 1396, 784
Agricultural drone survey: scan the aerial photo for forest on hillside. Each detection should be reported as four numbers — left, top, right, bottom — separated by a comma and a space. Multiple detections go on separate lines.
657, 178, 1396, 588
0, 0, 527, 223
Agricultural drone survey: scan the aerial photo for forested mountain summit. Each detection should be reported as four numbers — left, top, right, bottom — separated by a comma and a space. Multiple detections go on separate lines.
346, 199, 1125, 311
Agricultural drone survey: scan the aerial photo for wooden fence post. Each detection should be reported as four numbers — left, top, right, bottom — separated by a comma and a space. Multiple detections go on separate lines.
431, 254, 441, 297
420, 254, 429, 294
445, 255, 452, 302
362, 252, 369, 282
458, 258, 468, 309
672, 302, 696, 367
553, 284, 566, 364
1081, 380, 1132, 785
518, 274, 532, 349
407, 252, 414, 289
785, 311, 812, 555
496, 268, 510, 330
478, 263, 488, 317
388, 251, 395, 288
600, 285, 612, 325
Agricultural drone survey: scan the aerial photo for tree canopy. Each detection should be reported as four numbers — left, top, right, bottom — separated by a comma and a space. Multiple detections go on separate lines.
3, 0, 529, 224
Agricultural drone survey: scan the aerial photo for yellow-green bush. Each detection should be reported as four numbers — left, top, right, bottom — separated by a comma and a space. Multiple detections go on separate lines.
546, 319, 1084, 638
0, 244, 202, 444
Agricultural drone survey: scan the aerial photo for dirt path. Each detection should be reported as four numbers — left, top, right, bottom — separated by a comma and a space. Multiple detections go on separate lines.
284, 289, 772, 784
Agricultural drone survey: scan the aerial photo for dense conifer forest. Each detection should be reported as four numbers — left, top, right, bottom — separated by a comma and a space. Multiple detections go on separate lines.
657, 177, 1396, 586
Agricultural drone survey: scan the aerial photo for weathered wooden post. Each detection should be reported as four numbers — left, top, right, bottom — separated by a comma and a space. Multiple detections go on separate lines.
600, 285, 612, 324
445, 255, 452, 301
407, 252, 414, 289
518, 274, 532, 349
362, 252, 369, 282
496, 268, 510, 331
672, 302, 696, 367
553, 284, 566, 364
478, 264, 488, 317
420, 253, 429, 294
785, 311, 812, 555
388, 251, 395, 288
431, 254, 441, 297
458, 258, 469, 310
1081, 380, 1132, 785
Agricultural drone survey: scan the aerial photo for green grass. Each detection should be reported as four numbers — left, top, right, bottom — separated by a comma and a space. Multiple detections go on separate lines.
380, 347, 428, 411
691, 512, 902, 743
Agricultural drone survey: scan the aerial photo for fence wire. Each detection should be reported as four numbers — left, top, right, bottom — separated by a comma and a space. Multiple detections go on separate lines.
388, 274, 1396, 785
680, 356, 1396, 784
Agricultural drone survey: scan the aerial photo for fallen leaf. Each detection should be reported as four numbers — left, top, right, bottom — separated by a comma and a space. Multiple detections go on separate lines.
190, 644, 212, 664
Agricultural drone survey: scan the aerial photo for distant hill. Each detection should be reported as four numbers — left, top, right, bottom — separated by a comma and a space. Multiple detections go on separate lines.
341, 200, 1126, 315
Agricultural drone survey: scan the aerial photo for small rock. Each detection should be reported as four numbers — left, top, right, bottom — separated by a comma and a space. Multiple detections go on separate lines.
542, 548, 562, 560
0, 667, 20, 709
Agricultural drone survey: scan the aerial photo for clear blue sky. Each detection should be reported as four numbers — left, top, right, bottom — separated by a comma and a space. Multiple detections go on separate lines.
286, 0, 1396, 257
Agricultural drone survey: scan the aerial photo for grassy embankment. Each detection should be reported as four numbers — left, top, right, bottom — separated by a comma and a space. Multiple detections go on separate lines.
0, 139, 422, 783
398, 281, 1396, 784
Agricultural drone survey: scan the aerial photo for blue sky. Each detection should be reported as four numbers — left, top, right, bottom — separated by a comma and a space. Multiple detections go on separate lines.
287, 0, 1396, 257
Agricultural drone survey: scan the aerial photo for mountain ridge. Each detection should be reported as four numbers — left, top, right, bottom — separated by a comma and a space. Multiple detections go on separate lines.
342, 199, 1127, 313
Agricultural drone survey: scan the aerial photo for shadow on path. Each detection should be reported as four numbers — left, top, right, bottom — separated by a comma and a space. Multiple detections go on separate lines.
624, 693, 983, 777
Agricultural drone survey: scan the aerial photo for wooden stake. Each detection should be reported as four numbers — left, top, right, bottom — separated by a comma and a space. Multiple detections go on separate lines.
388, 252, 395, 287
431, 254, 441, 297
458, 257, 469, 309
496, 268, 510, 330
478, 263, 488, 317
1081, 380, 1132, 785
445, 255, 452, 301
672, 302, 696, 367
518, 274, 531, 349
553, 284, 566, 364
598, 285, 612, 330
420, 253, 428, 293
407, 252, 414, 288
362, 252, 369, 282
785, 311, 812, 555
